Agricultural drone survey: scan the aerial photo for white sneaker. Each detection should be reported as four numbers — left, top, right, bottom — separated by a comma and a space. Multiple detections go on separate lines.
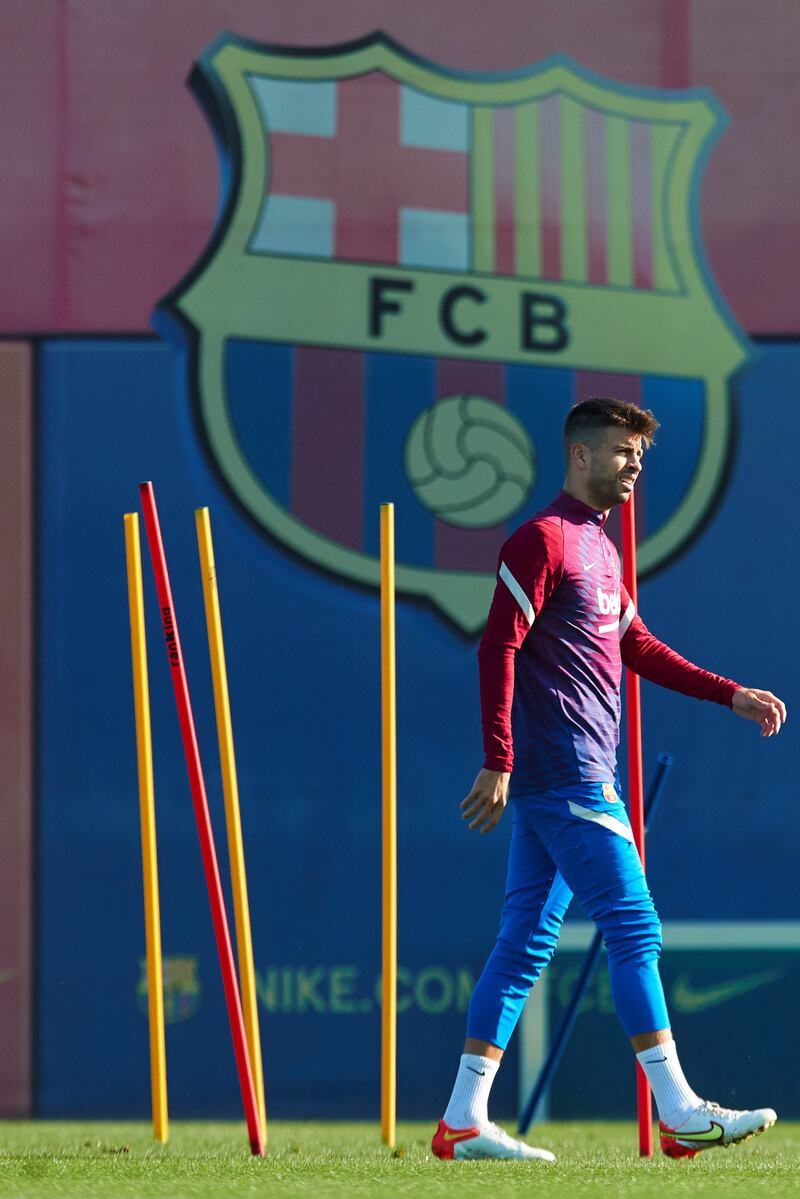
660, 1099, 777, 1158
432, 1119, 556, 1161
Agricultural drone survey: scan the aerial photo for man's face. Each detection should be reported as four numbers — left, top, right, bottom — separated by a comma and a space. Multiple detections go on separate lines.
583, 427, 643, 510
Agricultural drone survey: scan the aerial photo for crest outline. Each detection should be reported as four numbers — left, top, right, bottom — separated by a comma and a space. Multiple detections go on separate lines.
156, 32, 751, 633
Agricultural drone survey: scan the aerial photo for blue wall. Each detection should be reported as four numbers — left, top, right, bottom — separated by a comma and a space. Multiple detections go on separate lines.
36, 338, 800, 1119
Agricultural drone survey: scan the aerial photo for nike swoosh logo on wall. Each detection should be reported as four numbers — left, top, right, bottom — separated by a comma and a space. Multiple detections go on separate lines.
671, 968, 784, 1014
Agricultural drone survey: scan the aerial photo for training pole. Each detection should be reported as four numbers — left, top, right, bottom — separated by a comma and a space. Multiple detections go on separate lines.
138, 482, 264, 1158
380, 503, 397, 1148
621, 490, 653, 1157
124, 512, 169, 1144
195, 506, 267, 1147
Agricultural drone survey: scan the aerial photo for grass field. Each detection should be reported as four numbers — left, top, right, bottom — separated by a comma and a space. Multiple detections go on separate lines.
0, 1120, 798, 1197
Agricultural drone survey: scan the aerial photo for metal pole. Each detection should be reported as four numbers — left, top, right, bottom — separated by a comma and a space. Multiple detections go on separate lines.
621, 490, 653, 1157
196, 506, 267, 1147
138, 482, 264, 1157
380, 503, 397, 1148
124, 512, 168, 1144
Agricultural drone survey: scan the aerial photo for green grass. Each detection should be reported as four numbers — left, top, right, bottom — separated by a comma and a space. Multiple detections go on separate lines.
0, 1120, 798, 1197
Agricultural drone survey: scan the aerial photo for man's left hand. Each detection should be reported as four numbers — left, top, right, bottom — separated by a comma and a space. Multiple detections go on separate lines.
732, 687, 787, 736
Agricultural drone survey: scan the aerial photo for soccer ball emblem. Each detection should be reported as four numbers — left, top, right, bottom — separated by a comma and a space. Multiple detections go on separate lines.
404, 395, 536, 528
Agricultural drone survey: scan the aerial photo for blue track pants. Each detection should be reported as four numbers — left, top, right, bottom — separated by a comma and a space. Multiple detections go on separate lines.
466, 783, 668, 1050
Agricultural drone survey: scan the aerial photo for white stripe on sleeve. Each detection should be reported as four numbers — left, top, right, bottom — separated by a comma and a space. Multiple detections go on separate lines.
618, 599, 636, 639
499, 561, 535, 626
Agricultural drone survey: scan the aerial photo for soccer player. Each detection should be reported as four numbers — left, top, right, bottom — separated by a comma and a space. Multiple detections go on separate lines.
432, 398, 786, 1163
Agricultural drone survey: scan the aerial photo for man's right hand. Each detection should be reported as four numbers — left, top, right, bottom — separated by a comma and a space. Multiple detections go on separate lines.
460, 768, 511, 834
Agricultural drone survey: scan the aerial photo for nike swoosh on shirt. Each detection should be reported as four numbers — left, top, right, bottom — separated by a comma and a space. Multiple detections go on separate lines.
671, 968, 784, 1014
582, 561, 597, 572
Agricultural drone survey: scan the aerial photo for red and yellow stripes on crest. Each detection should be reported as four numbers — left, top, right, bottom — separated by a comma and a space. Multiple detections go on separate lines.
469, 97, 681, 292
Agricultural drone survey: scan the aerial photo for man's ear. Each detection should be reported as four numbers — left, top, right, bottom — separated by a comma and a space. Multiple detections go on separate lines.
569, 441, 589, 472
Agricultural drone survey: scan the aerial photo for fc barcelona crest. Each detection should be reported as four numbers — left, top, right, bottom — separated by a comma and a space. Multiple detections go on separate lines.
136, 956, 202, 1023
157, 32, 751, 634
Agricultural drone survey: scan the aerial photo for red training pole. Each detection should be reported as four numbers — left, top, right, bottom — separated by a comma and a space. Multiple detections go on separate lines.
620, 490, 654, 1158
138, 482, 264, 1157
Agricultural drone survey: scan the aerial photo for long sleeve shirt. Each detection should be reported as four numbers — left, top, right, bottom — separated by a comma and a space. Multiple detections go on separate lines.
478, 490, 739, 792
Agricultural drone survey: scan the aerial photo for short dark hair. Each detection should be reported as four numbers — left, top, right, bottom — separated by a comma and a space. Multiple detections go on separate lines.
564, 397, 659, 448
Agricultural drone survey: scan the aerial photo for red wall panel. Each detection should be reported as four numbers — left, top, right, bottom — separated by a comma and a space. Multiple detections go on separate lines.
0, 342, 33, 1115
0, 0, 797, 334
0, 2, 61, 329
694, 0, 800, 335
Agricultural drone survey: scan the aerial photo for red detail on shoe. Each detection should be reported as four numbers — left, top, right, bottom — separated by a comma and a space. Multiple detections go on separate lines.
659, 1121, 700, 1159
431, 1119, 481, 1160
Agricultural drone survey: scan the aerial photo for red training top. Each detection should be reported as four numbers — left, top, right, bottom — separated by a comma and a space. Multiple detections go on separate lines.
478, 491, 739, 791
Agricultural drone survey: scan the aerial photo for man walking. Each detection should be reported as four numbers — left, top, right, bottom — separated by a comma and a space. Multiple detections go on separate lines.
432, 398, 786, 1162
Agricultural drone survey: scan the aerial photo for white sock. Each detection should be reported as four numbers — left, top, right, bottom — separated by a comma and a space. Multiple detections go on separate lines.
636, 1040, 700, 1128
442, 1054, 500, 1128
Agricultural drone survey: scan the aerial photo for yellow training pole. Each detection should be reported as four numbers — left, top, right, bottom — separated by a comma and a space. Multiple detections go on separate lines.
380, 503, 397, 1148
195, 506, 267, 1147
124, 512, 168, 1144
